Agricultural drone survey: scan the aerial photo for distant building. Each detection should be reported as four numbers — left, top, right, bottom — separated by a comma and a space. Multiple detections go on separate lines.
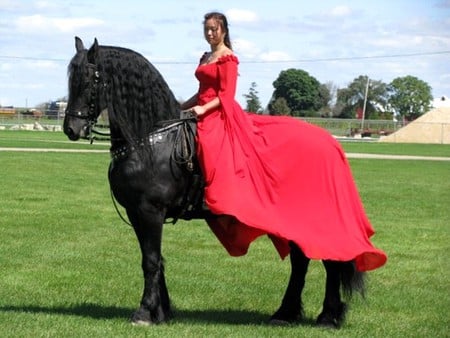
0, 106, 16, 115
46, 101, 67, 119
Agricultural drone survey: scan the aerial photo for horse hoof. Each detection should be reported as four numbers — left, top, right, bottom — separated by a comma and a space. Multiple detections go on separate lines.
131, 319, 152, 326
130, 308, 153, 325
316, 302, 346, 329
269, 307, 302, 326
269, 318, 291, 326
316, 314, 340, 329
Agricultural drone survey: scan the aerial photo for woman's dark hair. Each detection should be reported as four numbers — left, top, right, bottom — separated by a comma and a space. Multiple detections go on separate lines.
203, 12, 232, 50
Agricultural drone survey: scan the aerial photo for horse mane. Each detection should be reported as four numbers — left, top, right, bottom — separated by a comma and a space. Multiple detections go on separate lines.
102, 46, 180, 141
69, 42, 180, 147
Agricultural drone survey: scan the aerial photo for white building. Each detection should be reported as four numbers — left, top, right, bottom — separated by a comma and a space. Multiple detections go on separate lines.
432, 96, 450, 108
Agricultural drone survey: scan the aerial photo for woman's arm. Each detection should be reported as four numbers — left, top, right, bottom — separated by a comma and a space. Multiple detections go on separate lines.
191, 97, 220, 117
191, 55, 237, 117
180, 93, 198, 110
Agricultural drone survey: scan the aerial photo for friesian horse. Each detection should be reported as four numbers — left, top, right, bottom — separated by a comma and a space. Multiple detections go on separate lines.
63, 37, 365, 328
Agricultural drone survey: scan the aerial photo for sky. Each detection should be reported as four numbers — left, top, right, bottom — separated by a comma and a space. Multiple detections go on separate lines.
1, 0, 449, 109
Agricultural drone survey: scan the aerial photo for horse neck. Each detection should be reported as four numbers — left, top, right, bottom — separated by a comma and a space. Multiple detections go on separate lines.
101, 53, 179, 147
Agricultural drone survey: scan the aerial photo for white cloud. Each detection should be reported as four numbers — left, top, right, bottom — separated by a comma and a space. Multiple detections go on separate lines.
0, 62, 12, 71
260, 51, 291, 62
0, 81, 44, 90
25, 60, 60, 70
15, 15, 104, 34
369, 32, 450, 51
329, 5, 352, 17
0, 0, 21, 10
53, 17, 104, 33
369, 36, 417, 48
231, 38, 291, 63
226, 9, 259, 23
233, 38, 259, 58
35, 1, 56, 9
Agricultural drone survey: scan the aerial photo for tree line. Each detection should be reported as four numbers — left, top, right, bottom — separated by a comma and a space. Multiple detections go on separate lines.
243, 69, 433, 120
18, 69, 432, 122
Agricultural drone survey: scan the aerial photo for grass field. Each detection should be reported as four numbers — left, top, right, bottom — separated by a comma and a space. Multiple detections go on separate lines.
0, 131, 449, 337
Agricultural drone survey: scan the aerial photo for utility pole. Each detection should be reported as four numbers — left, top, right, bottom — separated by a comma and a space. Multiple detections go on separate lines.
361, 77, 369, 131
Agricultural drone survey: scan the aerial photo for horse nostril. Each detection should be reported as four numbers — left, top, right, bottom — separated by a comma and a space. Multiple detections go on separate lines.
65, 127, 79, 141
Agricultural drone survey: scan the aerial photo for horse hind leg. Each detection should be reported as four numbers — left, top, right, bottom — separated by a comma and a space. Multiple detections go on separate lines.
316, 260, 365, 328
270, 242, 310, 325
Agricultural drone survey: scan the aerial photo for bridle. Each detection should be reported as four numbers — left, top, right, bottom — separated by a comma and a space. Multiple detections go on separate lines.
65, 63, 110, 143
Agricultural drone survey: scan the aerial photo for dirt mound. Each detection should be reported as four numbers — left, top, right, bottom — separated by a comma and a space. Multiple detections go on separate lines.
379, 107, 450, 144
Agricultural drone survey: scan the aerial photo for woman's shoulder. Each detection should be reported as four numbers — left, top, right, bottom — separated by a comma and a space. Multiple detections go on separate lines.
216, 53, 239, 65
198, 49, 238, 65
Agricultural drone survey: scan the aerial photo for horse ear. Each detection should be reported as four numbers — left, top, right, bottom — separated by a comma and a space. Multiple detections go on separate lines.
87, 38, 99, 64
75, 36, 85, 52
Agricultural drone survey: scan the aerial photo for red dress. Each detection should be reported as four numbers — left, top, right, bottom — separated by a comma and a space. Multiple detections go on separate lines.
194, 54, 387, 271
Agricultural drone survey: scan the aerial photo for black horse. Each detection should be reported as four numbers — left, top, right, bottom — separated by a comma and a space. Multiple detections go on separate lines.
63, 37, 365, 328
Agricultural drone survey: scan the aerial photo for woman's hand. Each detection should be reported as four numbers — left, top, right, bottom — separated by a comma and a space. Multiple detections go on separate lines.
190, 105, 207, 117
183, 97, 220, 118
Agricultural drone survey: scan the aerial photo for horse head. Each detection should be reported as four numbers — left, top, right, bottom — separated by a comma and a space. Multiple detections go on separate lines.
64, 36, 180, 145
64, 37, 107, 141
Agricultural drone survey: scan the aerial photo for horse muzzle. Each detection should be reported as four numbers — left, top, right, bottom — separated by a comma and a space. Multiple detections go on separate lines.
64, 119, 91, 141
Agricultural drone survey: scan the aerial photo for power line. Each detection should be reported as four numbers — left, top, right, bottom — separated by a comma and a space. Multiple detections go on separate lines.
0, 55, 67, 62
0, 50, 449, 64
238, 50, 450, 64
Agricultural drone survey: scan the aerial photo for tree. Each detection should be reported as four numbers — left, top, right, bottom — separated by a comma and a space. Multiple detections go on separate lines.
318, 82, 333, 117
336, 75, 389, 119
270, 68, 323, 116
269, 97, 291, 116
243, 82, 263, 113
388, 76, 432, 120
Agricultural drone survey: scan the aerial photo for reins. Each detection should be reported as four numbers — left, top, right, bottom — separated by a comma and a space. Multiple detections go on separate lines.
109, 187, 132, 226
89, 125, 111, 143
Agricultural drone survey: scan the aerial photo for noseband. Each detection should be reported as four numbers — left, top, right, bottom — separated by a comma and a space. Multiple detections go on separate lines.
65, 63, 110, 142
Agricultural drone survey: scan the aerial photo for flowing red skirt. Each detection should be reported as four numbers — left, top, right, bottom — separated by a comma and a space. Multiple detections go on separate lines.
196, 100, 387, 272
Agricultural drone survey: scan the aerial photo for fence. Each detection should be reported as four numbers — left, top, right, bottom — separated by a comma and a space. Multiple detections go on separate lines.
300, 118, 404, 137
1, 113, 404, 138
0, 112, 109, 132
0, 114, 63, 131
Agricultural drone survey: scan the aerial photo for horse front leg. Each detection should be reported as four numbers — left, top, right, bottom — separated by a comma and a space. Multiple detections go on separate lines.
270, 242, 310, 325
127, 207, 172, 325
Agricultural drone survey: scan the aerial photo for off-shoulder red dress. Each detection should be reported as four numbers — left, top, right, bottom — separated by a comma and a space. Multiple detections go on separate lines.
194, 54, 386, 271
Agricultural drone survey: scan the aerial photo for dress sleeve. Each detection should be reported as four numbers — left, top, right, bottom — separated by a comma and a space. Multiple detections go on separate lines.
217, 55, 239, 101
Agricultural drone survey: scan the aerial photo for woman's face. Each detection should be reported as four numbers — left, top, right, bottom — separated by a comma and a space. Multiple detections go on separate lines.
204, 18, 225, 46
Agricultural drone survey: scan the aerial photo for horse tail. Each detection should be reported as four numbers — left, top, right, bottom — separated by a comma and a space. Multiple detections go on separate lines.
340, 261, 366, 299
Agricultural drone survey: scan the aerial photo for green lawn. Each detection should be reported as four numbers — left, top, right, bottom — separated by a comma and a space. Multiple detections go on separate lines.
340, 141, 450, 157
0, 130, 109, 150
0, 131, 449, 337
